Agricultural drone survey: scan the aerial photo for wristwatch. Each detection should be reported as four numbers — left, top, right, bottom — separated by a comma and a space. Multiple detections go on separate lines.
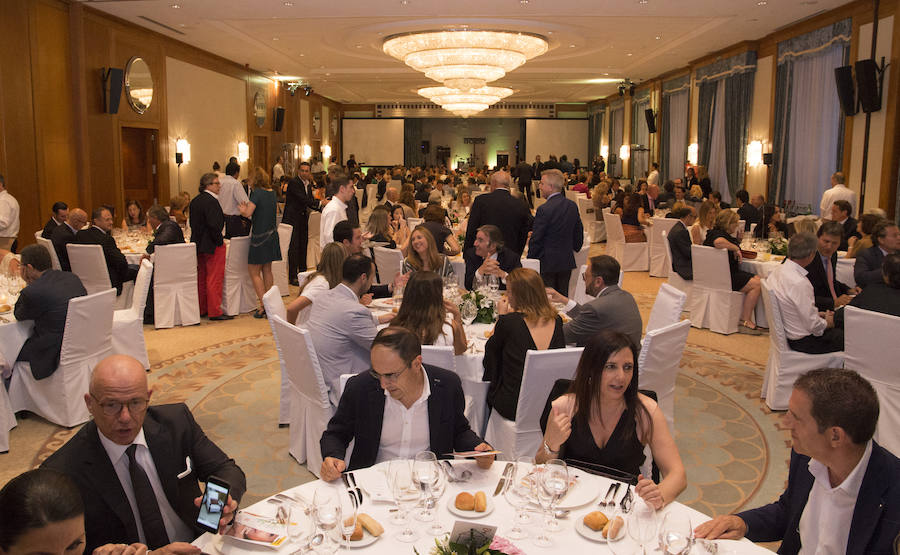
543, 441, 559, 455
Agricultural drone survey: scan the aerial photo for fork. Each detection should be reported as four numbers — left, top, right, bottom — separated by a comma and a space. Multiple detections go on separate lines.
619, 484, 634, 513
598, 482, 620, 507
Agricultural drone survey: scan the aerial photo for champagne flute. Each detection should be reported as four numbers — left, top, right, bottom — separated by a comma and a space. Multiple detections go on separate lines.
487, 274, 500, 299
339, 491, 358, 550
389, 460, 420, 543
541, 459, 568, 533
658, 511, 693, 555
503, 456, 534, 540
460, 299, 477, 325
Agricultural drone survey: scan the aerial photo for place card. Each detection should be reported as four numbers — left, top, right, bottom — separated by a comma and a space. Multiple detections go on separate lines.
449, 520, 497, 546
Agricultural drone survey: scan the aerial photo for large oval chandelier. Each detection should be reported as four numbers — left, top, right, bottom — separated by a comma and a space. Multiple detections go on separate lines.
417, 85, 514, 118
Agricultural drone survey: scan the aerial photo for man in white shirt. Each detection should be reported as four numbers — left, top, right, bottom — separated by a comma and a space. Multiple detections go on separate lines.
319, 326, 494, 481
319, 173, 353, 247
766, 232, 843, 354
647, 162, 660, 187
820, 171, 856, 219
0, 174, 21, 251
272, 155, 284, 183
695, 368, 900, 554
217, 161, 250, 238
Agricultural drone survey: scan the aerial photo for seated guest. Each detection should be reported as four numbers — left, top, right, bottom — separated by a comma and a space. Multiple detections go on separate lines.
688, 184, 705, 203
308, 254, 392, 405
657, 180, 675, 205
591, 180, 611, 216
50, 207, 87, 271
767, 233, 843, 354
453, 187, 472, 215
668, 206, 696, 280
121, 199, 147, 231
41, 201, 67, 239
142, 205, 186, 324
334, 221, 402, 299
846, 213, 882, 258
695, 369, 900, 553
74, 206, 138, 295
735, 190, 760, 232
421, 204, 459, 255
401, 226, 456, 279
696, 165, 712, 198
42, 355, 246, 553
397, 186, 417, 219
836, 253, 900, 327
319, 327, 494, 480
855, 219, 900, 288
483, 268, 565, 420
546, 255, 642, 348
391, 271, 466, 355
690, 200, 718, 245
805, 221, 858, 310
756, 204, 788, 238
616, 193, 648, 241
710, 190, 729, 210
671, 182, 687, 207
366, 206, 398, 248
537, 331, 686, 509
13, 245, 86, 380
640, 184, 660, 216
462, 224, 521, 291
704, 210, 763, 334
830, 199, 860, 251
287, 242, 346, 326
169, 194, 189, 227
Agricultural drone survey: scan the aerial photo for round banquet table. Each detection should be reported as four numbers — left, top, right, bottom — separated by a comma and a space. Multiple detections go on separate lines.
191, 459, 772, 554
0, 317, 34, 380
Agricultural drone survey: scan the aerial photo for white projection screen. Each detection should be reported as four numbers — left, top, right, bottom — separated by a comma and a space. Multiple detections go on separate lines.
525, 119, 588, 165
342, 119, 405, 166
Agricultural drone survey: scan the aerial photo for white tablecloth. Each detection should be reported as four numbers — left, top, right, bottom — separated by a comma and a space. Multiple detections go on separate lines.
193, 460, 771, 554
0, 318, 34, 379
742, 254, 856, 287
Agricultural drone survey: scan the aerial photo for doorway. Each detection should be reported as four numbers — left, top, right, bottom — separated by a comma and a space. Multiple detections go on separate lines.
121, 127, 159, 209
253, 135, 268, 176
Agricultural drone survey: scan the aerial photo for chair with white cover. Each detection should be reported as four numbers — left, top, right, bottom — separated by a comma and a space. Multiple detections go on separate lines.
649, 217, 678, 277
270, 223, 292, 296
270, 314, 333, 477
521, 259, 540, 273
843, 306, 900, 454
407, 217, 424, 229
222, 237, 257, 316
36, 236, 61, 271
638, 320, 691, 432
484, 347, 584, 461
307, 212, 322, 268
262, 286, 291, 426
365, 184, 379, 211
67, 244, 134, 309
422, 345, 489, 435
153, 243, 200, 328
0, 384, 15, 453
663, 231, 692, 301
646, 283, 687, 333
373, 246, 403, 286
577, 197, 605, 243
566, 244, 591, 299
111, 259, 152, 370
689, 245, 743, 334
9, 288, 115, 427
758, 280, 843, 410
603, 212, 649, 271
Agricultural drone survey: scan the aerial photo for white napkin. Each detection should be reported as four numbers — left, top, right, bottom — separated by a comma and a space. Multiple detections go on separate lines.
351, 465, 394, 504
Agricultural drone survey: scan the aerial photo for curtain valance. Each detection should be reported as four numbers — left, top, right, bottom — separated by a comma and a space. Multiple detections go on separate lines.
696, 51, 757, 84
662, 75, 690, 95
777, 19, 851, 64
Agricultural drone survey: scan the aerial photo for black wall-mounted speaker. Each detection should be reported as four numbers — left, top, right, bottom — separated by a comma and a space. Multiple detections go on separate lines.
763, 153, 773, 166
644, 108, 657, 134
274, 106, 285, 131
175, 152, 183, 165
834, 65, 857, 116
103, 67, 124, 114
421, 140, 430, 154
855, 59, 881, 113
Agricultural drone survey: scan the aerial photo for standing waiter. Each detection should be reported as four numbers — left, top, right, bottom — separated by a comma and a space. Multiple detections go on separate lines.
283, 161, 323, 285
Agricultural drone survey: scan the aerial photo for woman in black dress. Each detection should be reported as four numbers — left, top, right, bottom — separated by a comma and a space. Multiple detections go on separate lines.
703, 209, 763, 334
536, 331, 686, 510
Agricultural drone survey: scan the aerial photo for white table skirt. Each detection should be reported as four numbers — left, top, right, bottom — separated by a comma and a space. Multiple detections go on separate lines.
193, 460, 772, 555
0, 319, 34, 379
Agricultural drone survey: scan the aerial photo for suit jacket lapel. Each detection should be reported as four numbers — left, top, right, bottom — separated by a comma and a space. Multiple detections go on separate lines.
363, 386, 386, 464
143, 415, 181, 509
426, 373, 444, 453
81, 425, 141, 540
847, 445, 889, 552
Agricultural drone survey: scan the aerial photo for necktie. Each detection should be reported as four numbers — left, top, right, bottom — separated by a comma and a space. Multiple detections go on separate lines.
824, 256, 838, 301
126, 444, 170, 549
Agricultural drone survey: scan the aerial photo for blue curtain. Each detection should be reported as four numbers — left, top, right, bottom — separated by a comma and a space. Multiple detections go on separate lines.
724, 71, 754, 196
697, 81, 717, 169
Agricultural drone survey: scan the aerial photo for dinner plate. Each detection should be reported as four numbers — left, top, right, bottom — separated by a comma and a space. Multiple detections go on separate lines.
574, 517, 608, 542
551, 469, 598, 509
369, 298, 395, 310
447, 495, 494, 518
347, 529, 381, 548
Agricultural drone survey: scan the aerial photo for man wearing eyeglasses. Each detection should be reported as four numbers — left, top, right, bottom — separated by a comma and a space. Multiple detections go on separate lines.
319, 327, 494, 482
42, 354, 247, 554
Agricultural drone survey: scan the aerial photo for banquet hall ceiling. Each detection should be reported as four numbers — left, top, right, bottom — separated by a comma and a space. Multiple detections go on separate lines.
79, 0, 846, 104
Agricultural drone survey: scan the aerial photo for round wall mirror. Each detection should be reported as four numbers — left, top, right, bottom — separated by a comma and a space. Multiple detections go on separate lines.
125, 57, 153, 114
253, 91, 266, 127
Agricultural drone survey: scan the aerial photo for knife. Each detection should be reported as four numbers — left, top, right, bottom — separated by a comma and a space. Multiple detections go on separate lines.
493, 462, 514, 496
347, 472, 363, 505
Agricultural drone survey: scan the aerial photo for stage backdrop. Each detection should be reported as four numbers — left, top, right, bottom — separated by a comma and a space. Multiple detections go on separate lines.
525, 119, 588, 167
341, 119, 405, 166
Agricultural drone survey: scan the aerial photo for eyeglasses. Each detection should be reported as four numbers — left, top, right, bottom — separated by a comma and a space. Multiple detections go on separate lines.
369, 363, 410, 383
90, 394, 149, 416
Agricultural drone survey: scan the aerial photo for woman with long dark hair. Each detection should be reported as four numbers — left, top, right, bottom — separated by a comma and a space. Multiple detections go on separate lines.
391, 271, 466, 354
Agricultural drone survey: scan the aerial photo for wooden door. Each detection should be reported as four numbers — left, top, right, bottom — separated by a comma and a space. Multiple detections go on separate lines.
253, 135, 268, 176
121, 127, 158, 211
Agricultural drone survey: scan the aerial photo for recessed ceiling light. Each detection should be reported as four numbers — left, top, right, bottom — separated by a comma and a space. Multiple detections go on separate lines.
178, 23, 186, 27
170, 3, 180, 8
603, 72, 610, 76
272, 37, 279, 41
655, 35, 661, 40
569, 44, 576, 48
627, 52, 633, 56
520, 0, 529, 4
325, 73, 331, 76
355, 44, 362, 48
400, 0, 409, 4
638, 0, 648, 4
299, 53, 305, 57
283, 1, 293, 5
757, 0, 767, 5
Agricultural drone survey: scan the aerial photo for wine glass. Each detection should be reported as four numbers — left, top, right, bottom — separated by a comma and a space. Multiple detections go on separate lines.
392, 282, 404, 307
338, 491, 358, 550
312, 487, 341, 553
412, 451, 437, 522
658, 511, 693, 555
627, 501, 658, 555
486, 274, 500, 299
541, 459, 568, 533
605, 506, 633, 555
388, 460, 420, 543
503, 456, 534, 540
460, 299, 477, 325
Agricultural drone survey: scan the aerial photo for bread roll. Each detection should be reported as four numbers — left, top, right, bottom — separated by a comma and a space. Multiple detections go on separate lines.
357, 513, 383, 537
474, 491, 487, 512
602, 515, 624, 539
344, 519, 363, 541
583, 511, 609, 532
455, 492, 475, 511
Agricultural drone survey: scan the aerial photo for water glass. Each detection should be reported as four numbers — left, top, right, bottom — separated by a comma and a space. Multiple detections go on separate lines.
503, 456, 534, 540
486, 274, 500, 299
388, 460, 420, 543
658, 511, 693, 555
627, 502, 658, 554
312, 487, 341, 553
392, 282, 404, 307
286, 502, 312, 546
460, 299, 477, 325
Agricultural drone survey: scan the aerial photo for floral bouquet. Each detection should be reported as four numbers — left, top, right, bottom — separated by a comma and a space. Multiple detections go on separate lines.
459, 289, 495, 324
769, 235, 788, 256
420, 533, 523, 555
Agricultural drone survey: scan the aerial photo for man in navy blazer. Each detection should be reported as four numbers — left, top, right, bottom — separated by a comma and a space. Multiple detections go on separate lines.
74, 206, 137, 294
462, 224, 521, 290
319, 327, 494, 480
667, 206, 696, 280
463, 171, 532, 257
528, 169, 584, 297
695, 369, 900, 554
854, 220, 899, 288
804, 221, 857, 311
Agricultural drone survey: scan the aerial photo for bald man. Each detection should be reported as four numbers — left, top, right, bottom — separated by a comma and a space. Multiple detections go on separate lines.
42, 355, 246, 554
50, 207, 88, 271
463, 170, 533, 256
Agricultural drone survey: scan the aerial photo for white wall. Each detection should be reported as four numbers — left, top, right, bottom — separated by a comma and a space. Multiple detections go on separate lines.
525, 119, 588, 166
165, 57, 246, 197
745, 55, 774, 198
421, 118, 522, 168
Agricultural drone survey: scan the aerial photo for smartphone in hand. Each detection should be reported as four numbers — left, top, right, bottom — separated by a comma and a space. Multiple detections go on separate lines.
197, 476, 231, 534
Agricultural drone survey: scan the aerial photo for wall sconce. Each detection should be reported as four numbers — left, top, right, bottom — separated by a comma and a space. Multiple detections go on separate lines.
237, 141, 250, 163
687, 143, 698, 166
619, 144, 630, 161
600, 145, 609, 158
321, 144, 332, 160
175, 138, 191, 164
301, 144, 312, 161
747, 140, 764, 167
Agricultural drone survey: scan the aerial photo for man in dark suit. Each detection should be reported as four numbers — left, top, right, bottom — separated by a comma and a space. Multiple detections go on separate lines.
462, 224, 522, 290
463, 170, 533, 257
667, 206, 696, 280
319, 327, 494, 480
14, 245, 86, 380
854, 220, 899, 288
546, 254, 642, 348
143, 205, 186, 324
41, 201, 68, 239
283, 161, 322, 285
532, 155, 544, 176
190, 173, 230, 320
42, 354, 246, 553
527, 169, 583, 296
50, 207, 87, 271
804, 221, 858, 311
829, 199, 860, 251
74, 206, 137, 294
640, 183, 660, 216
836, 253, 900, 327
695, 369, 900, 554
514, 159, 535, 207
735, 190, 761, 232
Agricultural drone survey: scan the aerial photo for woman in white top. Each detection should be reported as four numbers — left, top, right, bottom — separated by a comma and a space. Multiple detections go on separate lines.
391, 270, 466, 355
286, 242, 346, 325
690, 200, 719, 245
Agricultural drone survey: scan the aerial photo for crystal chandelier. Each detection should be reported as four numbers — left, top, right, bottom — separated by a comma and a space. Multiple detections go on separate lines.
418, 86, 514, 118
